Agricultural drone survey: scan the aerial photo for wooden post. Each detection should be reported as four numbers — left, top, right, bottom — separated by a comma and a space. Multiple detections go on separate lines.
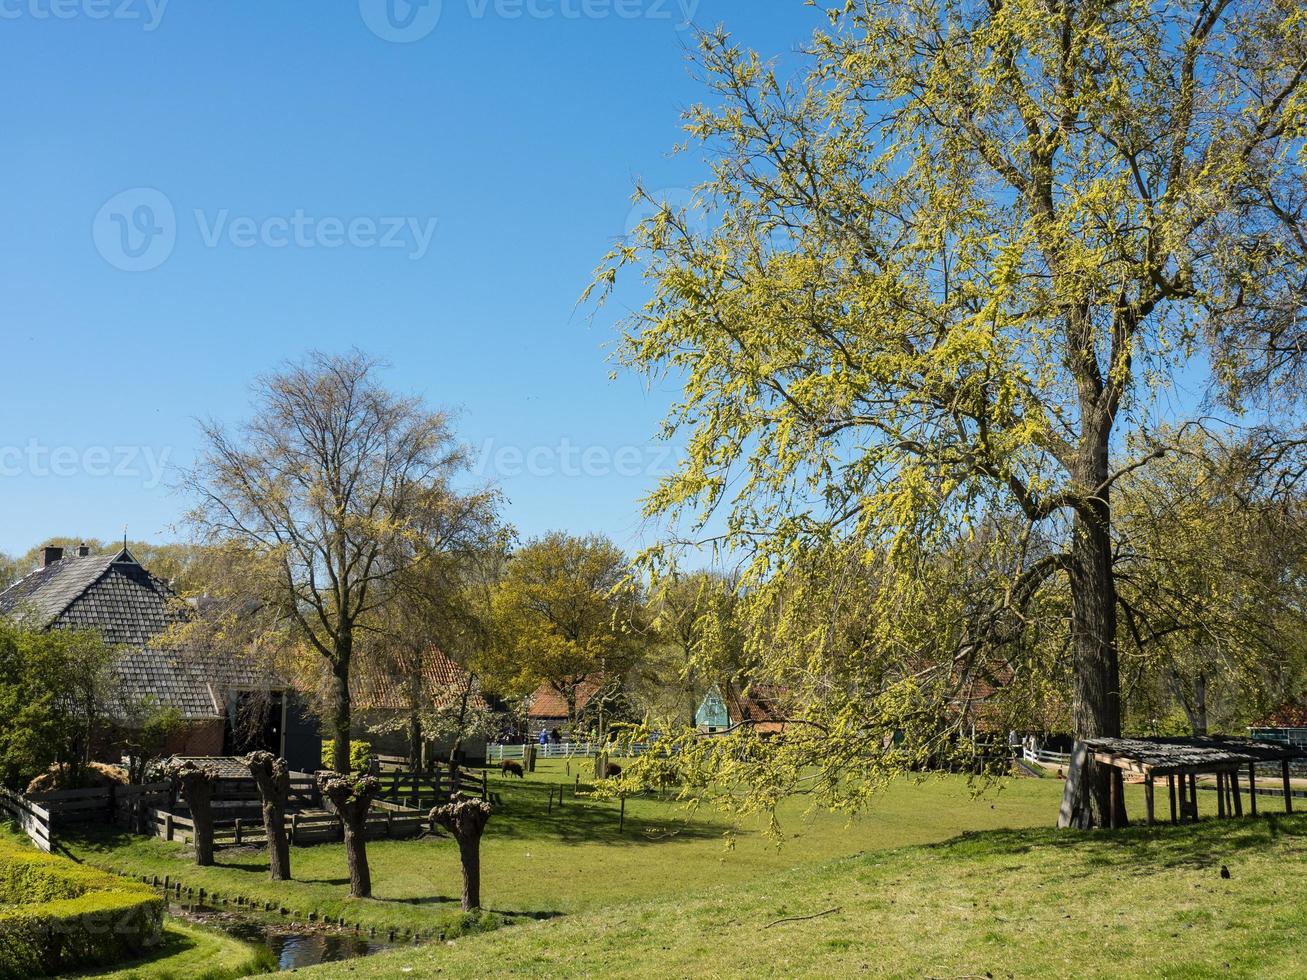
1248, 764, 1258, 817
1231, 769, 1243, 818
291, 814, 299, 846
1108, 769, 1119, 830
234, 818, 243, 846
619, 795, 625, 833
164, 813, 174, 842
1189, 773, 1199, 821
1283, 761, 1293, 814
547, 786, 553, 815
1145, 776, 1155, 826
1168, 775, 1178, 824
1217, 772, 1226, 819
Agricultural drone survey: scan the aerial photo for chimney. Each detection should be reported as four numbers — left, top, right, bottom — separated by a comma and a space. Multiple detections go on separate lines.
76, 543, 91, 558
41, 546, 65, 567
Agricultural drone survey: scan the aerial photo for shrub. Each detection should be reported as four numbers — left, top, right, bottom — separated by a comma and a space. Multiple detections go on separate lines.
321, 739, 373, 772
0, 835, 164, 977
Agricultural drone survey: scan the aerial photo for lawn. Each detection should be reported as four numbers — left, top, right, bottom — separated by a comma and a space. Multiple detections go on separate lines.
63, 761, 1067, 931
69, 922, 272, 980
303, 811, 1307, 979
58, 761, 1287, 978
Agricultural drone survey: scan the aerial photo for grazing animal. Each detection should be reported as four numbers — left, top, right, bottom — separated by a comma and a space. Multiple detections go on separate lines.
1220, 865, 1231, 880
605, 762, 623, 778
500, 760, 525, 779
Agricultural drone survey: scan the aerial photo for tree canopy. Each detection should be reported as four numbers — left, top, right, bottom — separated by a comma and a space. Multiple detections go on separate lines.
594, 0, 1307, 828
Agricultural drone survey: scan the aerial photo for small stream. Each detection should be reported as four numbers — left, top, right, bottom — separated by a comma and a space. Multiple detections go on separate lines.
170, 901, 395, 970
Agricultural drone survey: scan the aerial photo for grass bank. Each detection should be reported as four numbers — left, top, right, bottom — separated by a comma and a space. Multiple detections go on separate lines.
70, 922, 272, 980
302, 812, 1307, 979
63, 764, 1064, 929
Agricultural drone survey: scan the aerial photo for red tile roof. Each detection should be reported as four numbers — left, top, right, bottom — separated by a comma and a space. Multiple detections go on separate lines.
353, 648, 486, 712
527, 678, 602, 720
1262, 699, 1307, 728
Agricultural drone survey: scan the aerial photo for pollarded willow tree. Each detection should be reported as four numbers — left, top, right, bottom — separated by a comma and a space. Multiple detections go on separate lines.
592, 0, 1307, 828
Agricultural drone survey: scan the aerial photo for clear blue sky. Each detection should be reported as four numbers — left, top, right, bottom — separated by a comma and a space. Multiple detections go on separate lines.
0, 0, 819, 559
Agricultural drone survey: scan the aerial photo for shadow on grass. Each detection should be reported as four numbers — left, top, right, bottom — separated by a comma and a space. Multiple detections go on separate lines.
486, 777, 725, 847
930, 812, 1307, 875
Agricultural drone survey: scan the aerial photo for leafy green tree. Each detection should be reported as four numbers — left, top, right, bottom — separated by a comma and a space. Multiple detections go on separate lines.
593, 0, 1307, 827
0, 623, 117, 790
488, 533, 638, 733
646, 571, 743, 726
1116, 429, 1307, 734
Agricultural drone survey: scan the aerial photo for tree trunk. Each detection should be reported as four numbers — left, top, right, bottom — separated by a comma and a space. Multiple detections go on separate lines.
342, 823, 372, 899
1192, 671, 1208, 736
430, 796, 492, 912
191, 802, 216, 867
457, 836, 481, 910
331, 635, 352, 774
317, 772, 379, 899
246, 752, 292, 881
1068, 429, 1126, 829
408, 708, 422, 772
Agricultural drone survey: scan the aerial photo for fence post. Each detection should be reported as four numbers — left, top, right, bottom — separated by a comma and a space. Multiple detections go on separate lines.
164, 813, 174, 842
234, 818, 243, 846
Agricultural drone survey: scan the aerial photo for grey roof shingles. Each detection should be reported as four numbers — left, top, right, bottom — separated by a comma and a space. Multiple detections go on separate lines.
0, 549, 267, 722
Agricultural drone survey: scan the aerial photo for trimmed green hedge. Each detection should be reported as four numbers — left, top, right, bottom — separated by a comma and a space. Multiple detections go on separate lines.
0, 835, 164, 977
321, 739, 373, 772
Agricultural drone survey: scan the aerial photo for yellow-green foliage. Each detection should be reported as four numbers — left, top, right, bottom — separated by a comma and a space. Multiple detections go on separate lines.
321, 739, 372, 773
0, 834, 164, 977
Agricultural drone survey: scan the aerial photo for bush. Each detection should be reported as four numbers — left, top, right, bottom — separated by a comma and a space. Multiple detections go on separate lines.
321, 739, 373, 772
0, 835, 164, 977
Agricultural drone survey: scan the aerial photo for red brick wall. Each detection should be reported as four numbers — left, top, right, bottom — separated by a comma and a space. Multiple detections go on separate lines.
164, 720, 226, 757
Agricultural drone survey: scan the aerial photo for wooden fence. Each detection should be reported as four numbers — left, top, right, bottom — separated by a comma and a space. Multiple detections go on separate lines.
0, 785, 53, 852
371, 756, 488, 809
146, 802, 428, 848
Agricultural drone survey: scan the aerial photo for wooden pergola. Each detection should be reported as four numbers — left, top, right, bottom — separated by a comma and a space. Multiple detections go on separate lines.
1082, 736, 1304, 829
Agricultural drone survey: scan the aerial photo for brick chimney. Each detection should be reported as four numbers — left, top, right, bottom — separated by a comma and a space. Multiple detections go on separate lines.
41, 546, 64, 567
76, 543, 91, 558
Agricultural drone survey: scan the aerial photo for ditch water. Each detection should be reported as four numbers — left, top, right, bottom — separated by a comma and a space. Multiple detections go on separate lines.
170, 901, 395, 970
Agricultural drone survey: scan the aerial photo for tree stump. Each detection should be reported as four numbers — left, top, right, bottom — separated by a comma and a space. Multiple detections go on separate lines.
163, 760, 219, 867
317, 772, 381, 898
431, 794, 493, 911
246, 751, 292, 881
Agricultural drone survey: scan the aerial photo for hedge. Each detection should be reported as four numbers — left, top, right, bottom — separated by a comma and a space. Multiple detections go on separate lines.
0, 835, 164, 977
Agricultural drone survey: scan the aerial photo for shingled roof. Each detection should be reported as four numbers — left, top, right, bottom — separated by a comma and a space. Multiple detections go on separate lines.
353, 647, 488, 713
0, 547, 266, 722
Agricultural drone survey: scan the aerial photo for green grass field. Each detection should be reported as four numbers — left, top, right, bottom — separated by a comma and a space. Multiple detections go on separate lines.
64, 762, 1064, 930
55, 760, 1301, 978
305, 812, 1307, 979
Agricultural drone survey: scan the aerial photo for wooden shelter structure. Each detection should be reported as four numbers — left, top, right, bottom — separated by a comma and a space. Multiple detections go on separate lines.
1064, 736, 1305, 829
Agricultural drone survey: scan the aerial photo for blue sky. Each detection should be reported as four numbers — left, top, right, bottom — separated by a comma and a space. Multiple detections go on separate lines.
0, 0, 820, 559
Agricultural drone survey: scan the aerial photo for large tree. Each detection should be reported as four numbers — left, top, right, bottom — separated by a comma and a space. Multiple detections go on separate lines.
184, 351, 472, 773
489, 532, 638, 733
594, 0, 1307, 827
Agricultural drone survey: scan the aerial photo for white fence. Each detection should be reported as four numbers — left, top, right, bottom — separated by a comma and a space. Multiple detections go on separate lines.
1023, 745, 1072, 767
489, 742, 660, 763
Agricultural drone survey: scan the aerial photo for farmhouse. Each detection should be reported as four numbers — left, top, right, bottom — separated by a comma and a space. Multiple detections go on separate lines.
526, 677, 604, 737
352, 647, 490, 766
0, 544, 319, 771
695, 682, 789, 735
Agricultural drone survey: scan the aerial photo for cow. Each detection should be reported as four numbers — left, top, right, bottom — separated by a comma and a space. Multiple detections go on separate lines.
500, 760, 525, 779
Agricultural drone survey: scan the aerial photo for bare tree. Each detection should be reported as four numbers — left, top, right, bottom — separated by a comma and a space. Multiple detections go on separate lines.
184, 351, 472, 773
430, 794, 492, 911
317, 771, 380, 898
164, 759, 219, 867
245, 751, 292, 881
